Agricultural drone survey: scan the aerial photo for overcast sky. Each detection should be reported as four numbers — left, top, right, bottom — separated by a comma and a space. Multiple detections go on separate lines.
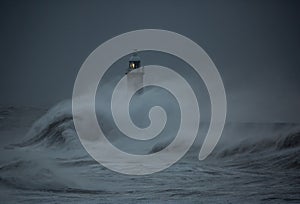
0, 0, 299, 122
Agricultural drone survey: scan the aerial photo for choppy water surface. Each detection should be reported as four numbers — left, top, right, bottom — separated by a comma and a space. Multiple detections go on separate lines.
0, 105, 299, 203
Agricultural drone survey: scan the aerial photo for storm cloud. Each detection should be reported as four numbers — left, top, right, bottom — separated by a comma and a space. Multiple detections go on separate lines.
0, 0, 299, 122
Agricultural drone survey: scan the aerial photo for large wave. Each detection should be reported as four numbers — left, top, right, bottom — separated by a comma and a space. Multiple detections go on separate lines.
14, 100, 77, 149
12, 99, 300, 168
0, 100, 299, 203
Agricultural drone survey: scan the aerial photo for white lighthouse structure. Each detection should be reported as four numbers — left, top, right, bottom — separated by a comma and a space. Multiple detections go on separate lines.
126, 50, 144, 94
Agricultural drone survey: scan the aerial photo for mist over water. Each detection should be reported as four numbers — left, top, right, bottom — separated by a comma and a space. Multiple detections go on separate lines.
1, 57, 300, 202
0, 43, 299, 203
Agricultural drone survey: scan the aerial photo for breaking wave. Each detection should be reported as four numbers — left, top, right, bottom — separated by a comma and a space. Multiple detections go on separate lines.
0, 100, 299, 201
11, 100, 300, 169
13, 100, 78, 149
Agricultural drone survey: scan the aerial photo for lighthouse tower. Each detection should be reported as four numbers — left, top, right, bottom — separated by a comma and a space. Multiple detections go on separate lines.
126, 50, 144, 94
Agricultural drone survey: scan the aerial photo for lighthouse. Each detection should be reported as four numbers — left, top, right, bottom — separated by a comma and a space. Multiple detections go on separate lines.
126, 50, 144, 94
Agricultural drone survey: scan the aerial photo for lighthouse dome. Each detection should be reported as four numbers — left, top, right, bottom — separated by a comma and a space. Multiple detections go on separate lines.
129, 52, 140, 61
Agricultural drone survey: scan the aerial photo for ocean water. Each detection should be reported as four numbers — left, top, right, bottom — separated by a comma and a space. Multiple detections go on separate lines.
0, 104, 299, 203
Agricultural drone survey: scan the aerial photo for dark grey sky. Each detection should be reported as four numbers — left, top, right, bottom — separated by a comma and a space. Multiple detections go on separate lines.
0, 0, 299, 122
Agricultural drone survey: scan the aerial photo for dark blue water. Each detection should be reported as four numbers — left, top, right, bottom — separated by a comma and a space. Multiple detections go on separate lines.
0, 106, 299, 203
